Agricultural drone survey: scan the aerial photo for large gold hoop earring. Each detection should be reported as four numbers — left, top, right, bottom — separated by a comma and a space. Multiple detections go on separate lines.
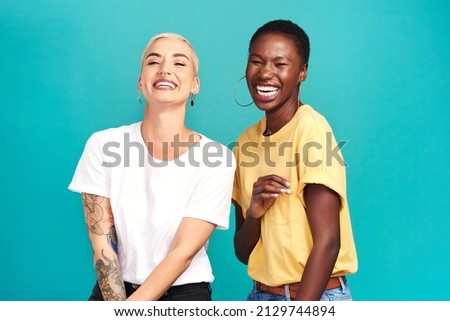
233, 76, 253, 107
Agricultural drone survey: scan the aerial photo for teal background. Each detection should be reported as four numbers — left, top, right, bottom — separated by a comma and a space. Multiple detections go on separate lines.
1, 0, 449, 301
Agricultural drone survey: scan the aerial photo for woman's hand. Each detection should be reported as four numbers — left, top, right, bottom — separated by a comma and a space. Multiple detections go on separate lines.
247, 174, 291, 219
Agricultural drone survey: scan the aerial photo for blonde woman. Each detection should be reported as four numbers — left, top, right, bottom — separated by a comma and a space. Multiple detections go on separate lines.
69, 33, 235, 301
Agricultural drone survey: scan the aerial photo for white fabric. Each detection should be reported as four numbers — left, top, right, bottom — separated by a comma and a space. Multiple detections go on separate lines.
68, 122, 236, 285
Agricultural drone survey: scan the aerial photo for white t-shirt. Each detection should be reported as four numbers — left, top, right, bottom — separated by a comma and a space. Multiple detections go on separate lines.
68, 122, 236, 285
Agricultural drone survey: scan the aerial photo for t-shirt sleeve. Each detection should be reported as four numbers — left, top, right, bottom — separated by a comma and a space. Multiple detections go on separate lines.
185, 146, 236, 230
297, 120, 347, 206
68, 133, 111, 198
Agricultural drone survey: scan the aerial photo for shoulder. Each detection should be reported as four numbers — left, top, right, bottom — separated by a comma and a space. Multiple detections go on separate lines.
196, 134, 236, 170
196, 134, 230, 152
296, 104, 333, 137
236, 118, 264, 142
80, 122, 141, 157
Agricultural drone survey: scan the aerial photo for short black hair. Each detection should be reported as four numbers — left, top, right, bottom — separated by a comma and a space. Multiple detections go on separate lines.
249, 19, 310, 65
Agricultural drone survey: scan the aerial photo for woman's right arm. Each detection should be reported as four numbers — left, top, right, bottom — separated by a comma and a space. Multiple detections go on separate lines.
233, 202, 261, 264
81, 193, 126, 300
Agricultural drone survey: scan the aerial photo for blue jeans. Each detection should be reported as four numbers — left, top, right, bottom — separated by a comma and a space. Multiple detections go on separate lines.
247, 277, 352, 301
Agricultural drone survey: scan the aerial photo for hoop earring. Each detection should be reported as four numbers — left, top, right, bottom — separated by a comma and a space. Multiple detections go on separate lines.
190, 93, 196, 107
137, 91, 142, 105
233, 76, 253, 107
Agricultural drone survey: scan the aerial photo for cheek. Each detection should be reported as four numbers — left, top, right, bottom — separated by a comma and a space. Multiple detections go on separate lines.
281, 70, 298, 84
180, 70, 195, 82
140, 76, 152, 87
144, 83, 152, 91
245, 63, 256, 76
139, 73, 151, 84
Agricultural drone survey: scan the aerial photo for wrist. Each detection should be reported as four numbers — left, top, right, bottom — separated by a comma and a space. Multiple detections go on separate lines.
245, 209, 261, 221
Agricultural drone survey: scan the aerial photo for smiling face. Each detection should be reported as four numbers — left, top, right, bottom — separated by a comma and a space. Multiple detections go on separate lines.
138, 36, 199, 107
245, 32, 307, 113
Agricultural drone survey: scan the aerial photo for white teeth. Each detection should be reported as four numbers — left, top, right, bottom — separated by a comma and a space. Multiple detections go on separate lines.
155, 81, 175, 88
256, 86, 278, 92
256, 85, 278, 96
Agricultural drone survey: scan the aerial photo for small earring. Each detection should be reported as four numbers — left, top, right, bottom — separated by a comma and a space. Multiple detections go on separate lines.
137, 91, 142, 105
233, 76, 253, 107
190, 93, 196, 107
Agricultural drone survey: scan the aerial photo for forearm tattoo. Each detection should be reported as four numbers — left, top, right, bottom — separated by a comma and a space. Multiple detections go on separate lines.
82, 193, 124, 300
95, 249, 126, 301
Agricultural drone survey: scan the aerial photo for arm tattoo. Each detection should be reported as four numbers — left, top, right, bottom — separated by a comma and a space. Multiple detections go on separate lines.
82, 193, 109, 235
95, 249, 126, 301
82, 193, 118, 252
82, 193, 124, 299
108, 226, 119, 254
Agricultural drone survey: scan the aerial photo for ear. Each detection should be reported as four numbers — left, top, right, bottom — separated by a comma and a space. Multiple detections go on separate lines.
298, 64, 308, 83
191, 76, 200, 95
137, 75, 142, 91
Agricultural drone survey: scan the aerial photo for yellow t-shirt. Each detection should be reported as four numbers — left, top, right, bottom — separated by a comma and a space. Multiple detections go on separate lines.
232, 105, 358, 286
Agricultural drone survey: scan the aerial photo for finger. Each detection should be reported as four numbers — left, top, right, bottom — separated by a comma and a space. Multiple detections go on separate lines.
257, 174, 291, 187
258, 192, 280, 199
253, 182, 291, 195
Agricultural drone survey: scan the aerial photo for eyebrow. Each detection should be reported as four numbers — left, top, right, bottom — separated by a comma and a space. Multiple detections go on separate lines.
249, 53, 292, 62
249, 53, 288, 59
145, 52, 190, 61
173, 53, 190, 61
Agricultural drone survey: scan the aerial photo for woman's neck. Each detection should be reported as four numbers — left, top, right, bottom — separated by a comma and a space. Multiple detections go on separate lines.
140, 104, 198, 161
265, 100, 301, 135
141, 104, 188, 140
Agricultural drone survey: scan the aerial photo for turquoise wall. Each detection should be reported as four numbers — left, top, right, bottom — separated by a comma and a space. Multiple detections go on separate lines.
1, 0, 449, 300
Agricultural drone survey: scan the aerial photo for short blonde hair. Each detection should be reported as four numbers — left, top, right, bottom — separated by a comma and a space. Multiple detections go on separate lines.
140, 32, 199, 74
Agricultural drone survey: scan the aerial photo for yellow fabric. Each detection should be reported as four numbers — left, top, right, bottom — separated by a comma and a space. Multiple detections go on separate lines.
232, 105, 358, 286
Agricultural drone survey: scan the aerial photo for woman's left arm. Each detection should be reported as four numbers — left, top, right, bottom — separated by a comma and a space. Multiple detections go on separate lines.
295, 183, 341, 301
126, 217, 216, 301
